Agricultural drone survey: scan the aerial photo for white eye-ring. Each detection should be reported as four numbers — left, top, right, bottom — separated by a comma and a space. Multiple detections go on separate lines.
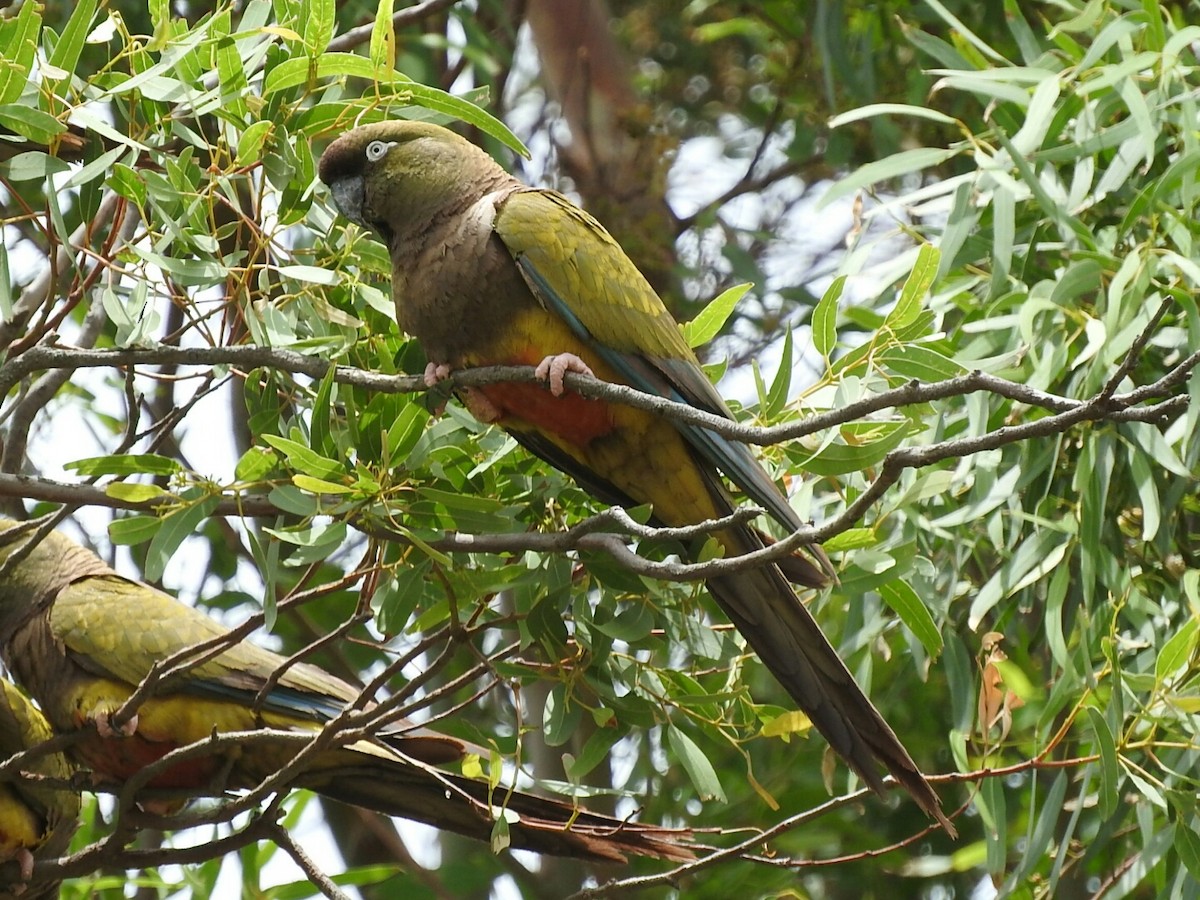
365, 140, 393, 162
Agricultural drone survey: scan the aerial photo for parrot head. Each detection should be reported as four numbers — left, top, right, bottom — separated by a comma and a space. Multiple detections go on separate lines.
318, 120, 505, 250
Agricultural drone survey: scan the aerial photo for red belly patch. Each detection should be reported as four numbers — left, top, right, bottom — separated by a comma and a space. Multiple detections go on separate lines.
479, 382, 614, 446
75, 733, 220, 789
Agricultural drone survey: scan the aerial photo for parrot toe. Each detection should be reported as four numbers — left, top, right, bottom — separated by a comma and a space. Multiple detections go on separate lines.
92, 710, 138, 738
422, 362, 452, 415
535, 352, 593, 396
423, 360, 503, 421
17, 846, 34, 880
423, 361, 452, 387
459, 387, 503, 423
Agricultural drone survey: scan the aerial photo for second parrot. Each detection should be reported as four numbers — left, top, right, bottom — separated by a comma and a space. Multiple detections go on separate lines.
0, 520, 691, 863
0, 679, 78, 900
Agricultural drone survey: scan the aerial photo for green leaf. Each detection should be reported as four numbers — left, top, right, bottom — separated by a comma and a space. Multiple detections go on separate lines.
886, 243, 939, 330
1010, 73, 1061, 156
992, 658, 1041, 701
107, 163, 146, 206
790, 420, 911, 477
301, 0, 334, 52
104, 483, 170, 504
261, 434, 344, 480
385, 402, 430, 466
309, 366, 336, 458
276, 264, 338, 285
879, 344, 965, 381
46, 0, 97, 87
0, 0, 40, 105
416, 487, 519, 533
764, 325, 792, 418
811, 275, 843, 357
594, 602, 655, 642
1086, 707, 1119, 818
1174, 823, 1200, 882
682, 282, 751, 347
969, 532, 1069, 629
66, 454, 183, 477
64, 144, 127, 191
822, 147, 960, 207
268, 484, 319, 516
1104, 823, 1174, 894
542, 683, 582, 747
0, 151, 71, 182
372, 561, 429, 636
564, 728, 623, 781
490, 816, 510, 855
666, 724, 726, 802
237, 121, 274, 167
1011, 772, 1068, 884
108, 515, 161, 546
878, 579, 943, 657
828, 103, 960, 128
144, 499, 218, 583
759, 709, 812, 738
980, 773, 1007, 873
291, 474, 354, 495
0, 104, 63, 145
1155, 617, 1199, 684
234, 447, 277, 482
821, 527, 875, 552
369, 0, 395, 72
1049, 258, 1102, 308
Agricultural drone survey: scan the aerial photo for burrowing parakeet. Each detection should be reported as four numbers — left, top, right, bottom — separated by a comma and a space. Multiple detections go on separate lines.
0, 520, 692, 863
318, 120, 953, 833
0, 679, 78, 900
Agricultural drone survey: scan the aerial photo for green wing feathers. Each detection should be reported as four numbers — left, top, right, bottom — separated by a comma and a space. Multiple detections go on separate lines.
496, 190, 696, 360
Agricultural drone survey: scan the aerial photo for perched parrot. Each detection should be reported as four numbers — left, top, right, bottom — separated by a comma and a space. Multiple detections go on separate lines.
0, 679, 78, 900
0, 520, 692, 863
318, 120, 954, 833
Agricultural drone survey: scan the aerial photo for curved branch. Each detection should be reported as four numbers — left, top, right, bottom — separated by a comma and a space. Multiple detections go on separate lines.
567, 751, 1103, 898
0, 344, 1185, 448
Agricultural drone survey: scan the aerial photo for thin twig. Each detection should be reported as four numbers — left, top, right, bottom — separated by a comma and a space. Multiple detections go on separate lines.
268, 821, 353, 900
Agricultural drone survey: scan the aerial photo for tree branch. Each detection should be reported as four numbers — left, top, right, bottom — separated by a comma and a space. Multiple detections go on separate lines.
0, 344, 1185, 448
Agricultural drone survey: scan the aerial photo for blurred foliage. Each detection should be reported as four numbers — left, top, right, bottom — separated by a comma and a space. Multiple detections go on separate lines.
2, 0, 1200, 897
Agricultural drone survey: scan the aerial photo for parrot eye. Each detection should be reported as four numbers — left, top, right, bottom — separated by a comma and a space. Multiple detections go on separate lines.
365, 140, 393, 163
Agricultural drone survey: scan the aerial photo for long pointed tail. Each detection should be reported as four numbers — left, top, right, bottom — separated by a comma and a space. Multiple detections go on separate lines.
304, 758, 694, 862
707, 527, 955, 836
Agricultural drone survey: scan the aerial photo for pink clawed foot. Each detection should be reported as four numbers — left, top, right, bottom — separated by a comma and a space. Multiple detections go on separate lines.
92, 709, 138, 738
423, 361, 452, 388
17, 846, 34, 881
534, 353, 594, 397
423, 360, 502, 423
422, 361, 453, 415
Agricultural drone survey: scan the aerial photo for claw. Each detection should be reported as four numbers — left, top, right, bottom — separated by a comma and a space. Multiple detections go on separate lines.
17, 847, 33, 882
534, 353, 594, 397
422, 360, 502, 423
92, 709, 138, 738
423, 361, 451, 388
422, 361, 453, 415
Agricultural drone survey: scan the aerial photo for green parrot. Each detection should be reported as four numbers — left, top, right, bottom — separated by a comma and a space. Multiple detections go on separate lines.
318, 120, 953, 834
0, 679, 78, 900
0, 520, 691, 863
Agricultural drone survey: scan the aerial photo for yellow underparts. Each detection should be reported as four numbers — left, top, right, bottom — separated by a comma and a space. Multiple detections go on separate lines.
0, 785, 42, 857
469, 306, 722, 528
